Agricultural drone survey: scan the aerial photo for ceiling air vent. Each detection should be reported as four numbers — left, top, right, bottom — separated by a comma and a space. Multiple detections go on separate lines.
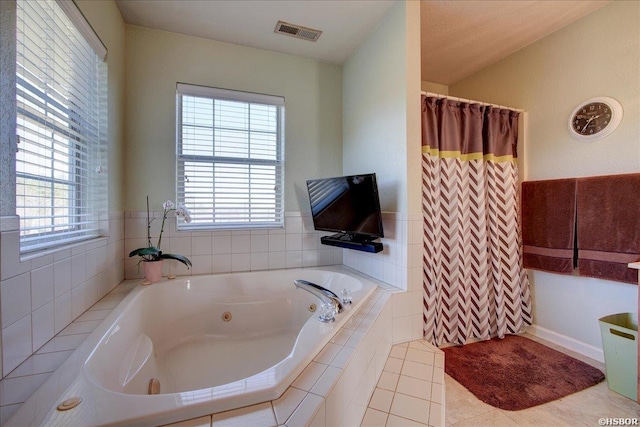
275, 21, 322, 42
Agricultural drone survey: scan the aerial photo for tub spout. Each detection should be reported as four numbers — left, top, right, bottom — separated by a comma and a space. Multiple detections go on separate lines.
294, 279, 344, 322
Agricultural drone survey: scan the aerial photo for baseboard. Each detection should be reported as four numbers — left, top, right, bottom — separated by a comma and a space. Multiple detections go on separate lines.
526, 324, 604, 363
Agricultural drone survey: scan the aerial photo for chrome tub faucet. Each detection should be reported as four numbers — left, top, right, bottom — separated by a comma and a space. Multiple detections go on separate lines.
294, 279, 344, 322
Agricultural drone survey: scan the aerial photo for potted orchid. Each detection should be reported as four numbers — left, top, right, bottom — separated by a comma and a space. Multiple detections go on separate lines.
129, 197, 193, 282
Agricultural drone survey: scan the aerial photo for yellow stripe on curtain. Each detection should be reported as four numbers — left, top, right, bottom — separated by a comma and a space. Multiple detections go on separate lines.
421, 146, 516, 163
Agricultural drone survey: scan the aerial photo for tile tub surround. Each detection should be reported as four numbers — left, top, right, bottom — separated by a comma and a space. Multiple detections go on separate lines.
4, 267, 430, 427
164, 341, 445, 427
344, 213, 423, 293
124, 211, 343, 279
0, 213, 125, 380
2, 206, 426, 425
123, 210, 420, 293
162, 284, 444, 427
345, 212, 426, 345
0, 280, 136, 425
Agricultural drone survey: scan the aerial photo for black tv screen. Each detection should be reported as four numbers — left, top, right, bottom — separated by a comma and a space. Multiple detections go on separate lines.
306, 173, 384, 239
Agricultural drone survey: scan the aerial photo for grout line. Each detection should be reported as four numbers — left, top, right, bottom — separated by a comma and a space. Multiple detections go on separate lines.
0, 279, 134, 415
363, 340, 442, 427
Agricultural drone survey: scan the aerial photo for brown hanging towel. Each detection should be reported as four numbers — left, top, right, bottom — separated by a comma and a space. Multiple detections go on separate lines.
576, 173, 640, 284
521, 178, 577, 274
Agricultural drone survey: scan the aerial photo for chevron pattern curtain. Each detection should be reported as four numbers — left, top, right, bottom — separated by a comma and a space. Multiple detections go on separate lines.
421, 96, 532, 346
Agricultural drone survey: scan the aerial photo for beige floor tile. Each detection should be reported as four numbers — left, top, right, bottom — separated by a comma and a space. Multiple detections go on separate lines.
409, 341, 429, 351
444, 375, 495, 426
361, 408, 388, 427
370, 388, 395, 413
448, 409, 517, 427
386, 414, 429, 427
390, 393, 430, 425
544, 382, 640, 423
405, 348, 435, 366
390, 345, 408, 360
378, 371, 400, 392
416, 340, 440, 353
498, 404, 587, 427
384, 357, 404, 374
396, 375, 432, 401
401, 360, 433, 381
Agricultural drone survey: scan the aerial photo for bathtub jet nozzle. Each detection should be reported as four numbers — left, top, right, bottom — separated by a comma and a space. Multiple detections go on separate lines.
293, 279, 344, 322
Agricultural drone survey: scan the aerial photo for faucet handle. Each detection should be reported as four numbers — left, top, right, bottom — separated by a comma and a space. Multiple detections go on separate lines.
318, 302, 337, 322
339, 288, 352, 305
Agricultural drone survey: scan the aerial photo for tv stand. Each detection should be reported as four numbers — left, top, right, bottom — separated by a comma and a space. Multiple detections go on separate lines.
321, 233, 383, 253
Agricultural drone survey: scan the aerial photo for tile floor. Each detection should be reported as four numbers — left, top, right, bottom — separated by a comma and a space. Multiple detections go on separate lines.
361, 340, 445, 427
360, 333, 640, 427
444, 334, 640, 427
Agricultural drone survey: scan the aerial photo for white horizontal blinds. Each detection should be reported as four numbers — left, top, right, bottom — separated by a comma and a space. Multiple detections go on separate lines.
177, 84, 285, 229
55, 0, 107, 61
16, 0, 108, 252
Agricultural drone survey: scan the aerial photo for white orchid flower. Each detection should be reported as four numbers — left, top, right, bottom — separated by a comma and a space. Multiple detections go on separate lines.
176, 203, 193, 223
163, 200, 175, 210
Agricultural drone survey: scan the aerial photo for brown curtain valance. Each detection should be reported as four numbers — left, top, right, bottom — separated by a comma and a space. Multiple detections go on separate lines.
421, 96, 519, 159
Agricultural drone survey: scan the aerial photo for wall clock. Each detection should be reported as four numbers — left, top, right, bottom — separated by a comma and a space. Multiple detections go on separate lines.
568, 96, 623, 141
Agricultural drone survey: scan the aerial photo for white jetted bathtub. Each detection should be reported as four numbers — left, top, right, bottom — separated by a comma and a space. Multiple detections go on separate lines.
8, 267, 376, 426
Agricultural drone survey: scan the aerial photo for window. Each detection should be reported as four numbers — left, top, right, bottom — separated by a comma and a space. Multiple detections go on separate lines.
176, 84, 285, 230
16, 0, 108, 253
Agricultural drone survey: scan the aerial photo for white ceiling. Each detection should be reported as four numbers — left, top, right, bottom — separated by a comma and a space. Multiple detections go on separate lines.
114, 0, 396, 64
115, 0, 611, 86
421, 0, 611, 85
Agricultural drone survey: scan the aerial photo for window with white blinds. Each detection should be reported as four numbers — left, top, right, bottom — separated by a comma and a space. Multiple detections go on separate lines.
176, 84, 284, 230
16, 0, 108, 253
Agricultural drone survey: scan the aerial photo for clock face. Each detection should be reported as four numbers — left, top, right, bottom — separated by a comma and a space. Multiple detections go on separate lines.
568, 97, 623, 141
571, 102, 611, 136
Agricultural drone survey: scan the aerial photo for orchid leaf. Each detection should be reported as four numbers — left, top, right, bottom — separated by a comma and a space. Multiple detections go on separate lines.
130, 198, 193, 270
128, 246, 160, 258
159, 253, 192, 268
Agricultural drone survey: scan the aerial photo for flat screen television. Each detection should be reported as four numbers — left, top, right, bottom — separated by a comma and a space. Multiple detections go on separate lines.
306, 173, 384, 245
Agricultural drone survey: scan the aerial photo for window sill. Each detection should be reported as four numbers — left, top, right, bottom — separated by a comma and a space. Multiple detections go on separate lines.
20, 236, 109, 263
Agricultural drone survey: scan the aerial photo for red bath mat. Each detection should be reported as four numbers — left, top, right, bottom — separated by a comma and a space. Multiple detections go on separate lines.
442, 335, 605, 410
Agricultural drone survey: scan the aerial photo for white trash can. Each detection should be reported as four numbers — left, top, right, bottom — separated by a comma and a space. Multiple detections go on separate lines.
598, 313, 638, 401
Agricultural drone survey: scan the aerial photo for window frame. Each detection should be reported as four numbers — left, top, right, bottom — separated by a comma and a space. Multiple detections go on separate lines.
176, 83, 285, 231
15, 0, 108, 253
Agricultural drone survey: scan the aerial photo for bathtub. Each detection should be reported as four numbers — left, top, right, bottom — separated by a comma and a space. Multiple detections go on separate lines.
7, 267, 376, 426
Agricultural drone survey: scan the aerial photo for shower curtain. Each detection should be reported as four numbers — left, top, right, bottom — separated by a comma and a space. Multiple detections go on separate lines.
421, 95, 532, 346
